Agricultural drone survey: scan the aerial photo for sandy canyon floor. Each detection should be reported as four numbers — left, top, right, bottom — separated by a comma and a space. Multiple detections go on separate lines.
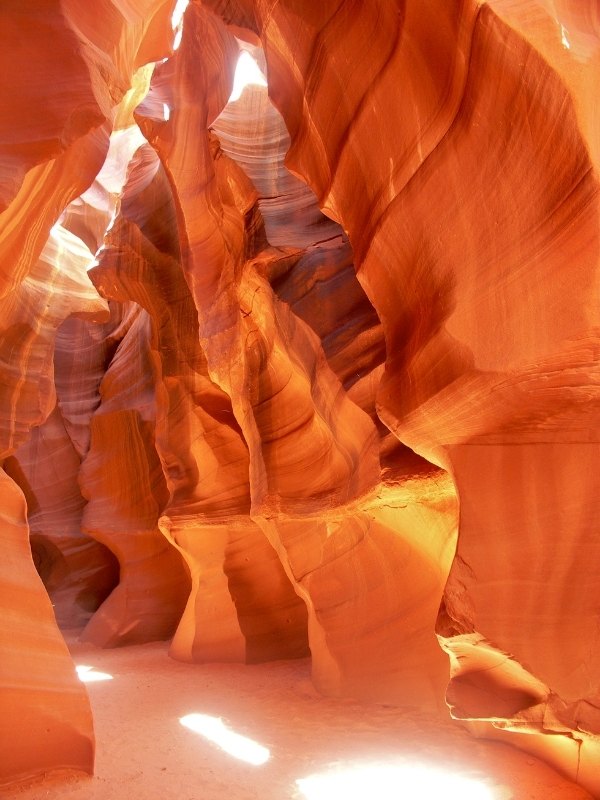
2, 638, 591, 800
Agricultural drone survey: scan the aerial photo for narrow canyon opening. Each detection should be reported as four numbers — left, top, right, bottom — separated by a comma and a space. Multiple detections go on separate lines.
1, 2, 599, 799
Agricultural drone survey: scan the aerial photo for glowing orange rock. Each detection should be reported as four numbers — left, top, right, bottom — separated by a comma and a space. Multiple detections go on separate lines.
0, 0, 175, 785
237, 0, 600, 792
91, 136, 310, 662
1, 0, 599, 795
5, 405, 118, 630
0, 468, 94, 784
125, 4, 455, 714
79, 303, 191, 648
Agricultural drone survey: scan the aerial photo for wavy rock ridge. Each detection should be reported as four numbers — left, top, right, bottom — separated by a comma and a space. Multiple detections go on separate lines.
0, 0, 598, 795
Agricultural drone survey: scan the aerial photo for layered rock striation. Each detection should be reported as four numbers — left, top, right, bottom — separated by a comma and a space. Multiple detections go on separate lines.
0, 0, 598, 795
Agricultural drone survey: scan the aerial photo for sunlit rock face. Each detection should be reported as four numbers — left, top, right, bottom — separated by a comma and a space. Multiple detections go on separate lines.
0, 0, 176, 784
0, 468, 95, 785
5, 404, 119, 631
0, 0, 599, 795
229, 0, 600, 792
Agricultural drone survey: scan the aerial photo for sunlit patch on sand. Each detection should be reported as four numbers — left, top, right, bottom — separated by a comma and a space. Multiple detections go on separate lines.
75, 665, 113, 683
229, 51, 267, 102
296, 763, 500, 800
179, 714, 270, 765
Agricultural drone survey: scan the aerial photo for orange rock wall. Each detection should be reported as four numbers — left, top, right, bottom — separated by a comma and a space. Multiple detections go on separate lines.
0, 0, 598, 794
241, 0, 600, 791
0, 0, 176, 783
0, 469, 95, 784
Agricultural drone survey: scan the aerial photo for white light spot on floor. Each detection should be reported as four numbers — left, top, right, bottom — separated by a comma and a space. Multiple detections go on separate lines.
561, 24, 571, 49
229, 50, 267, 102
180, 714, 270, 765
296, 763, 499, 800
76, 665, 113, 683
163, 102, 171, 121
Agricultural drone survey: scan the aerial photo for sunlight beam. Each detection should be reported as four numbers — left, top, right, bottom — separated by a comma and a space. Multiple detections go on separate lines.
179, 714, 270, 765
171, 0, 189, 50
171, 0, 189, 29
229, 50, 267, 102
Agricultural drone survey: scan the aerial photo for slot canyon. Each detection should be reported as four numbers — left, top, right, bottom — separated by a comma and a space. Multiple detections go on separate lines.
0, 1, 599, 798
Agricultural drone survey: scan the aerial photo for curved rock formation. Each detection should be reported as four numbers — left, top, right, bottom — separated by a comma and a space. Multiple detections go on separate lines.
5, 404, 119, 630
0, 0, 176, 784
213, 65, 416, 470
78, 303, 191, 648
90, 136, 310, 662
231, 0, 600, 791
127, 6, 454, 712
0, 468, 94, 785
1, 0, 599, 795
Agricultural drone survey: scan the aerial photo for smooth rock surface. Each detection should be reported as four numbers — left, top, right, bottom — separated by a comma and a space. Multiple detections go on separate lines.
0, 469, 94, 785
0, 1, 598, 795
